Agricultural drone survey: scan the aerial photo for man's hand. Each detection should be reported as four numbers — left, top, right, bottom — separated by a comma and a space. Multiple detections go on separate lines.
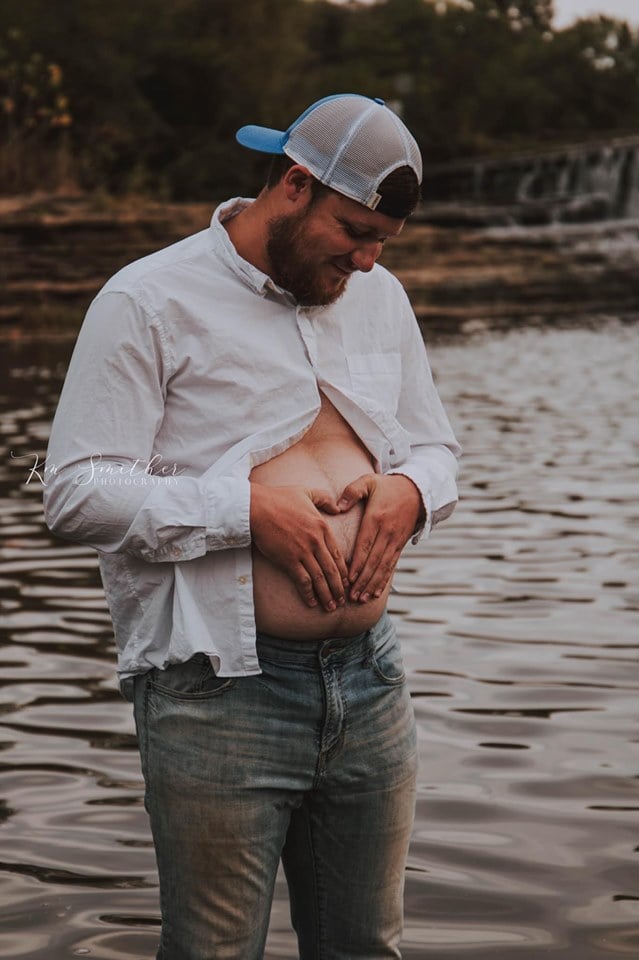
337, 473, 424, 603
250, 483, 349, 611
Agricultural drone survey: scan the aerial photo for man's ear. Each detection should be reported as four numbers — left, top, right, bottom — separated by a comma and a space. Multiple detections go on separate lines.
281, 164, 314, 204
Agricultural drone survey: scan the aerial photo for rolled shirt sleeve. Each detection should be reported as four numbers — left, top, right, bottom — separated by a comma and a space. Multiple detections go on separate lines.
386, 283, 461, 540
43, 291, 251, 561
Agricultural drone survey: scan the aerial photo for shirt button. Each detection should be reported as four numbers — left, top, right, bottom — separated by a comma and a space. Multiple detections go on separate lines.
237, 575, 248, 585
171, 546, 182, 559
226, 536, 237, 545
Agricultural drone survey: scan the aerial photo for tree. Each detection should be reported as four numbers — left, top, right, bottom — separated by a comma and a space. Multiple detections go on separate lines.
0, 28, 72, 192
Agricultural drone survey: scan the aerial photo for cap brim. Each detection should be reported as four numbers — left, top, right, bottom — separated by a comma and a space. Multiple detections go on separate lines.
235, 124, 286, 154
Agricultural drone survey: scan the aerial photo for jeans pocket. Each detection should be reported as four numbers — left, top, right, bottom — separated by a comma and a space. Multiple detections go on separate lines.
370, 632, 406, 686
148, 653, 236, 700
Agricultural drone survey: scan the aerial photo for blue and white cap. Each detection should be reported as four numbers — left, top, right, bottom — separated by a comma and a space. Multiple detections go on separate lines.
236, 93, 422, 212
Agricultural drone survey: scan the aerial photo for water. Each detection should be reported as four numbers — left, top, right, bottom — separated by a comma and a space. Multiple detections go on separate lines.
0, 323, 637, 958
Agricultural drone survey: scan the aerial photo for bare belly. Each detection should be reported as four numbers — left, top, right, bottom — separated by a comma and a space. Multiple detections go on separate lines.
250, 394, 392, 639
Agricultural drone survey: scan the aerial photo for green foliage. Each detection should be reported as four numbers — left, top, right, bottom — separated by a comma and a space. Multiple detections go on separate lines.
0, 27, 72, 191
0, 0, 638, 197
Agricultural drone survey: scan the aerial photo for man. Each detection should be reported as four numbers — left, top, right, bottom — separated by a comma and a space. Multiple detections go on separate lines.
44, 94, 461, 959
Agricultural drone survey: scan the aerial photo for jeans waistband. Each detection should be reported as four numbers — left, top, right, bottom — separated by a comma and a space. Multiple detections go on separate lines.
255, 610, 394, 665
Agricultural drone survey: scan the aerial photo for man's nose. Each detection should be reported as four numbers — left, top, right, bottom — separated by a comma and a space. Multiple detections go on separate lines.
350, 241, 382, 273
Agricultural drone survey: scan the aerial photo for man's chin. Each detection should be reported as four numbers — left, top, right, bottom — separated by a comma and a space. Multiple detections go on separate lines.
297, 274, 349, 308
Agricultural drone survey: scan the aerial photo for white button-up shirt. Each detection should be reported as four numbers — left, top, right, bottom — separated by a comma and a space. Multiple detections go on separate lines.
43, 198, 461, 680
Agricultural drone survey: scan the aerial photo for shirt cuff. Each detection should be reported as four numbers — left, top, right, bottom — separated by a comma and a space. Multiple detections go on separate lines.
204, 475, 252, 550
387, 469, 433, 543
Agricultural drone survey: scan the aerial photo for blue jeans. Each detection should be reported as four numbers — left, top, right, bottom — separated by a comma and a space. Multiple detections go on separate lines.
132, 612, 417, 960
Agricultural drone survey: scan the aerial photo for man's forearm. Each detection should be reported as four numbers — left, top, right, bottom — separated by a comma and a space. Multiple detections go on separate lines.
43, 459, 251, 562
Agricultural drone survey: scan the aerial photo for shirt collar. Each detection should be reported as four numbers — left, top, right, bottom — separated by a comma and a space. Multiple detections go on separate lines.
209, 197, 293, 303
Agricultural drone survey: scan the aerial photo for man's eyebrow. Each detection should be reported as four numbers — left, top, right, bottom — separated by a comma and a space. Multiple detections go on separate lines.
337, 217, 389, 240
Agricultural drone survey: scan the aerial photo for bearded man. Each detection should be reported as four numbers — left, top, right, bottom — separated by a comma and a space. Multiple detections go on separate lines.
44, 94, 461, 960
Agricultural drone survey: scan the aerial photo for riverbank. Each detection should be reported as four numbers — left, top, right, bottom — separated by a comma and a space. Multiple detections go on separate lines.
2, 193, 639, 339
0, 194, 212, 338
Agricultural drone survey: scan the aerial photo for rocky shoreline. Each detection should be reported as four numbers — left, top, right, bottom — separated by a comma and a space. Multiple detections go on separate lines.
0, 195, 212, 338
386, 216, 639, 337
1, 194, 639, 340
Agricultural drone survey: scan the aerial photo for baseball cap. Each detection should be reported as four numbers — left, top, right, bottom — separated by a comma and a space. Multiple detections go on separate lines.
236, 93, 422, 212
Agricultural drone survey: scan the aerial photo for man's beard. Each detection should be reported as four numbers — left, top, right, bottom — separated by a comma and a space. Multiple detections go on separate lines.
266, 209, 349, 307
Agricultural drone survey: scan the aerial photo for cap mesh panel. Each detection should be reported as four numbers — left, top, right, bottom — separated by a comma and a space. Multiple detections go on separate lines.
285, 97, 421, 209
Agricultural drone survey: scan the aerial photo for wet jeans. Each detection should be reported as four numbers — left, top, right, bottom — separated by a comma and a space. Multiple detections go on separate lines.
132, 612, 417, 960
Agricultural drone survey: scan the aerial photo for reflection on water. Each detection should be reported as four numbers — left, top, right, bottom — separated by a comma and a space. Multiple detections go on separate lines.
0, 323, 638, 959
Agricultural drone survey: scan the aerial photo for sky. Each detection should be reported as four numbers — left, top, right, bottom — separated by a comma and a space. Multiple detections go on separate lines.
334, 0, 639, 30
343, 0, 639, 28
553, 0, 639, 28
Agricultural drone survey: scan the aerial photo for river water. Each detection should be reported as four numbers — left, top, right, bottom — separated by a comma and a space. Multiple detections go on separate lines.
0, 321, 637, 959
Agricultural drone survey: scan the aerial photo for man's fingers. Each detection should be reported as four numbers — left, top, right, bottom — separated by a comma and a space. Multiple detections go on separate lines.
308, 488, 340, 515
292, 554, 343, 611
289, 516, 348, 610
348, 504, 406, 600
347, 508, 381, 585
337, 475, 373, 511
351, 538, 402, 602
251, 484, 349, 608
315, 537, 348, 606
291, 562, 319, 608
308, 491, 350, 589
348, 526, 383, 600
321, 525, 350, 585
252, 480, 409, 610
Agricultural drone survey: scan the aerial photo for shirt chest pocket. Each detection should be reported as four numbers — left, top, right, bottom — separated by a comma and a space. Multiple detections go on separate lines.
346, 352, 402, 412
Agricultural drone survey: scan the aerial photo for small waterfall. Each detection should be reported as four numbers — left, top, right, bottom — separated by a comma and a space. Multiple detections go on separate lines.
422, 138, 639, 224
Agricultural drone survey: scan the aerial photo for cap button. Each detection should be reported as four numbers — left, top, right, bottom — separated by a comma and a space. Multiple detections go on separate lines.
374, 97, 385, 105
